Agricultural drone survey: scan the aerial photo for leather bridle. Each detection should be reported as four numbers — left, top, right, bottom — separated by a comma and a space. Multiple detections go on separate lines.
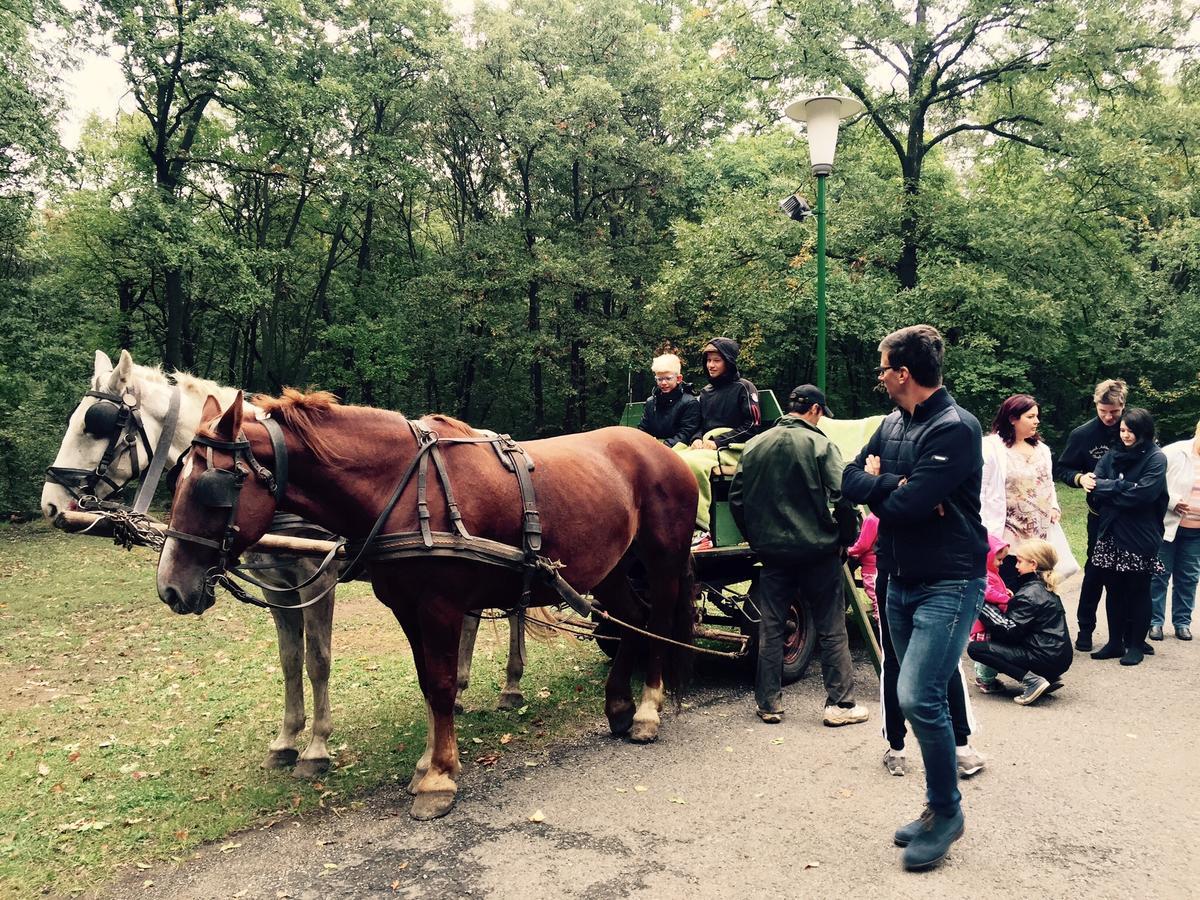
47, 383, 182, 514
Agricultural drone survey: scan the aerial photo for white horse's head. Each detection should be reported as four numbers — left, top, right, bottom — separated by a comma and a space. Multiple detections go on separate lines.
42, 350, 188, 521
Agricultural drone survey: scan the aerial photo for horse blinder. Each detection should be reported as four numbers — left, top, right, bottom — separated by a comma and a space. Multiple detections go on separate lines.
83, 399, 122, 438
192, 466, 244, 509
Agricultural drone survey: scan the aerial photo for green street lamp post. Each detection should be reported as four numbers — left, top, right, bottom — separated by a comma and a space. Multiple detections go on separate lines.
784, 95, 863, 393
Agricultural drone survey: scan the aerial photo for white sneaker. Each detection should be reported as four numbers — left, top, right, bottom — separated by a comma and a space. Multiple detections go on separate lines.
956, 745, 987, 777
883, 748, 907, 776
823, 703, 869, 727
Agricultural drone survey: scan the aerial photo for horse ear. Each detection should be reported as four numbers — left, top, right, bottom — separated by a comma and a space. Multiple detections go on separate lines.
92, 351, 113, 388
201, 394, 223, 423
107, 350, 134, 391
215, 391, 244, 438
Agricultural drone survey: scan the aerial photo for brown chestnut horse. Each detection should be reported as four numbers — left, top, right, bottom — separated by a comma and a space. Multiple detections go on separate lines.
156, 390, 698, 819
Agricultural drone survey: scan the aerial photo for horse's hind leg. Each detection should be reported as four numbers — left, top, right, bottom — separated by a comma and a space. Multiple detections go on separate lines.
455, 613, 481, 714
264, 607, 306, 770
630, 552, 692, 744
593, 570, 637, 736
294, 593, 334, 779
497, 609, 526, 710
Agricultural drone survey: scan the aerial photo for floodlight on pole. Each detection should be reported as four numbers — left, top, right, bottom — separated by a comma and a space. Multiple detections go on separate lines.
783, 94, 863, 393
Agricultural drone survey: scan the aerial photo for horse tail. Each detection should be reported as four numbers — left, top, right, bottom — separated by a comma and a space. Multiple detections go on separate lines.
663, 553, 696, 705
523, 605, 561, 643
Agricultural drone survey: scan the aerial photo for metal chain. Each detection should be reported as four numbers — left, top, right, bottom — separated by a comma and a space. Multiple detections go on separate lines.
76, 497, 165, 552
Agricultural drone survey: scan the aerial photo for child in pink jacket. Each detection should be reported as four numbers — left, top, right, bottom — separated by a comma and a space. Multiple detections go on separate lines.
972, 535, 1012, 692
847, 513, 880, 620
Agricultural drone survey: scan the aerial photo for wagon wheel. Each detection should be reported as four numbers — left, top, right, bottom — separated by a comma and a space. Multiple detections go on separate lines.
741, 590, 816, 684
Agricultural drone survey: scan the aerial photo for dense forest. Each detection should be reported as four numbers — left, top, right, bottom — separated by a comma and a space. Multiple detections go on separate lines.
1, 0, 1197, 513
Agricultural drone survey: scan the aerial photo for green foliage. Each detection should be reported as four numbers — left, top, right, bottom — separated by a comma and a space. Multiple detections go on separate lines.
1, 0, 1199, 511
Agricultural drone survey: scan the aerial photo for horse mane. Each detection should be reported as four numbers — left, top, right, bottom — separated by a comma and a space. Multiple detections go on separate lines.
253, 388, 349, 465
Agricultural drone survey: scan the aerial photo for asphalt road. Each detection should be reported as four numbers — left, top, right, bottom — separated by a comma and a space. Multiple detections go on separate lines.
112, 576, 1199, 899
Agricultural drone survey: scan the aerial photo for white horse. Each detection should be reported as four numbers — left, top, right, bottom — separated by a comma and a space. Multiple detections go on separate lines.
42, 351, 537, 766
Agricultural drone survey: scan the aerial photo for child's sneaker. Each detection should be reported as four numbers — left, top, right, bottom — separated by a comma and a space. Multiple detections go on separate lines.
691, 530, 712, 551
974, 676, 1006, 694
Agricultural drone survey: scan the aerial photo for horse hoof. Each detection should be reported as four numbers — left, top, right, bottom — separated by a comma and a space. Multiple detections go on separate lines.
263, 749, 299, 770
628, 719, 660, 744
496, 691, 525, 711
409, 789, 457, 820
292, 758, 330, 780
607, 705, 634, 737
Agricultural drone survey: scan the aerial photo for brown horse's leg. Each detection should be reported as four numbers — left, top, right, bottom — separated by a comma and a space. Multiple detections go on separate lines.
294, 594, 334, 779
264, 607, 305, 769
629, 567, 680, 744
455, 613, 481, 714
497, 609, 527, 710
409, 601, 464, 820
593, 570, 637, 736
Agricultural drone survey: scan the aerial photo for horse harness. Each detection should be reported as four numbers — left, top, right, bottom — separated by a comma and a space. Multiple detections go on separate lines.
47, 383, 183, 514
166, 416, 594, 618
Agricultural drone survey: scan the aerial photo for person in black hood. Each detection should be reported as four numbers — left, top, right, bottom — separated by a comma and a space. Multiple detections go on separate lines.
1083, 407, 1168, 667
691, 338, 762, 450
637, 352, 701, 448
1055, 378, 1128, 651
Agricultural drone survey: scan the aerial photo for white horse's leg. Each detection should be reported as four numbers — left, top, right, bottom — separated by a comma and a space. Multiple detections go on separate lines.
497, 609, 527, 710
407, 701, 435, 795
264, 607, 306, 769
630, 682, 665, 743
294, 594, 334, 779
455, 614, 481, 713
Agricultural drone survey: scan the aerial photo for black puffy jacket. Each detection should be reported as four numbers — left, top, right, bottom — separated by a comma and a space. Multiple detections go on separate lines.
980, 572, 1073, 671
637, 384, 701, 447
697, 337, 762, 448
843, 387, 988, 582
1089, 442, 1168, 558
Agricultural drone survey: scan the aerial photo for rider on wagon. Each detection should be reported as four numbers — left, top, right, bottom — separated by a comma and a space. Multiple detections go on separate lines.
675, 337, 763, 548
637, 352, 702, 448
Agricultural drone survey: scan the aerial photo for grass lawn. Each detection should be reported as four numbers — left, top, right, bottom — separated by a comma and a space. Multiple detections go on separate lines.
0, 520, 612, 898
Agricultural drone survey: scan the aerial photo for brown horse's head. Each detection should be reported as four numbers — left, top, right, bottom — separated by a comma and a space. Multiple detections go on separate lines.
156, 393, 279, 615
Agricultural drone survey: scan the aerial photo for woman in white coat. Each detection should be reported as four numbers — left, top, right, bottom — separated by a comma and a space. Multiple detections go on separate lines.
981, 395, 1063, 587
1149, 418, 1200, 642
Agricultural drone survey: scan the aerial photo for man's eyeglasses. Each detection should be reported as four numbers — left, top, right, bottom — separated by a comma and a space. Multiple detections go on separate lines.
873, 365, 902, 377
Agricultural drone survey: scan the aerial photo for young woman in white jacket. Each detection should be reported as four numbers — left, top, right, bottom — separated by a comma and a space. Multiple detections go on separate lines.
981, 395, 1062, 587
1149, 418, 1200, 642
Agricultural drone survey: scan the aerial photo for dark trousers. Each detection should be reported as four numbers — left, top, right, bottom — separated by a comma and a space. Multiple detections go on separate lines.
1098, 568, 1153, 650
1077, 513, 1104, 635
967, 641, 1069, 683
756, 554, 854, 712
876, 571, 972, 751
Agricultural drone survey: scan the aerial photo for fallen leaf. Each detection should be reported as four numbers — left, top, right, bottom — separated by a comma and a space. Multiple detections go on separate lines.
37, 763, 49, 777
174, 829, 189, 841
723, 746, 733, 753
804, 861, 820, 869
474, 753, 501, 767
397, 862, 409, 870
771, 738, 784, 745
536, 689, 550, 699
634, 785, 648, 793
669, 797, 686, 804
471, 737, 483, 745
68, 752, 80, 763
500, 733, 512, 745
524, 760, 538, 767
323, 863, 338, 870
135, 862, 152, 870
838, 789, 853, 798
615, 787, 628, 793
1125, 733, 1138, 739
219, 842, 241, 853
528, 809, 545, 823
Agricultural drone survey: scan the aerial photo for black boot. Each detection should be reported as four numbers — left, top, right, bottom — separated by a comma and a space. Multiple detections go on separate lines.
1074, 631, 1093, 652
1090, 642, 1124, 660
1120, 646, 1144, 666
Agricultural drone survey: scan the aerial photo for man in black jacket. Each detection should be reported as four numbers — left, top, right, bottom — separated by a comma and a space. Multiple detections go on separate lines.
843, 324, 988, 873
637, 353, 701, 448
1054, 378, 1127, 650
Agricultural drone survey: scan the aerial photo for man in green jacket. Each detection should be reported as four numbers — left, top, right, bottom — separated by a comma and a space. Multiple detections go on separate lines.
730, 385, 868, 728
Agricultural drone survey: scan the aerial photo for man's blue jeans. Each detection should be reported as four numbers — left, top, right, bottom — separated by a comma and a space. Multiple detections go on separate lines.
886, 576, 985, 817
1151, 528, 1200, 629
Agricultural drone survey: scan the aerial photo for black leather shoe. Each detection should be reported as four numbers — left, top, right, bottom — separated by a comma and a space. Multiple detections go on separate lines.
1149, 625, 1164, 641
1090, 643, 1124, 660
1177, 626, 1193, 641
1141, 641, 1155, 655
1074, 632, 1093, 652
901, 807, 965, 871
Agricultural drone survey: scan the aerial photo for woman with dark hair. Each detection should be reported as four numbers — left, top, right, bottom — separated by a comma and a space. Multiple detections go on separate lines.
1084, 408, 1168, 666
980, 394, 1061, 586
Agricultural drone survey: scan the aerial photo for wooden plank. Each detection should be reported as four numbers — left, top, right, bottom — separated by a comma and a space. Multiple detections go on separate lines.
54, 510, 342, 558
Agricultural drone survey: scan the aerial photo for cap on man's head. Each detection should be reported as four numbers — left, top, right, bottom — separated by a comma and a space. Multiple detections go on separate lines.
788, 384, 833, 417
651, 353, 682, 375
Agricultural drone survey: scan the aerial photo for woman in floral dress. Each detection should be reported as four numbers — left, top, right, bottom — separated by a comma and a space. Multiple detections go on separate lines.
981, 394, 1061, 587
